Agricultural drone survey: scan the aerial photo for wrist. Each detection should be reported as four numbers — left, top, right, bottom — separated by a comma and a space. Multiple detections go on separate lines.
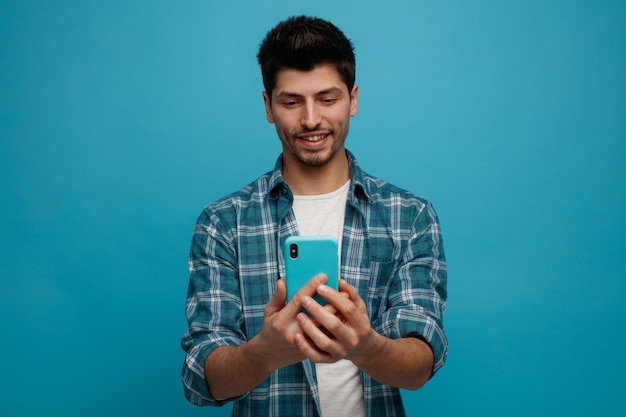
349, 329, 383, 368
244, 334, 278, 376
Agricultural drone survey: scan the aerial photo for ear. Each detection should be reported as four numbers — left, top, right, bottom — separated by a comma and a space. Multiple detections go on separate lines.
349, 84, 359, 117
262, 91, 275, 123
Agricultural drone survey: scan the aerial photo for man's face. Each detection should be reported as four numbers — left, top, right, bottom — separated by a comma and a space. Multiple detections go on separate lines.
263, 63, 358, 168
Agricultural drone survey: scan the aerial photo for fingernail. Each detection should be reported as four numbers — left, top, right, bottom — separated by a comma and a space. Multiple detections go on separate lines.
318, 285, 328, 294
301, 296, 312, 307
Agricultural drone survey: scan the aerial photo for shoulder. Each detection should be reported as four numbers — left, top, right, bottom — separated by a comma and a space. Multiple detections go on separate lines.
355, 169, 443, 238
360, 170, 432, 212
347, 150, 432, 213
196, 170, 275, 226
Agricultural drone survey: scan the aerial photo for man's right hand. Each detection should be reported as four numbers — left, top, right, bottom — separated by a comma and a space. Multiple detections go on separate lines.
254, 274, 329, 372
204, 273, 328, 400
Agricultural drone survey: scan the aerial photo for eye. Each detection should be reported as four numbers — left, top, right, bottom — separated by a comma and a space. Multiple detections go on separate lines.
282, 100, 299, 108
320, 97, 338, 105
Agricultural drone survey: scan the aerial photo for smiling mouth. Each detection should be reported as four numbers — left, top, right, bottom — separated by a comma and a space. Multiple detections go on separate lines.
298, 133, 329, 143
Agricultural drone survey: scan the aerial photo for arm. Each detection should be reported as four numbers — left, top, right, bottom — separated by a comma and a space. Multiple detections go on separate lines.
352, 333, 434, 390
181, 206, 342, 404
294, 201, 447, 388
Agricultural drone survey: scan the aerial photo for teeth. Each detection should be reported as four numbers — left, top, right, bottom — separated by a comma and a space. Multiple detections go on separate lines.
304, 134, 326, 142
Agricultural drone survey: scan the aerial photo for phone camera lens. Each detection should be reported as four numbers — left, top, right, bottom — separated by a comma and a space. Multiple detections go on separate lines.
289, 243, 298, 259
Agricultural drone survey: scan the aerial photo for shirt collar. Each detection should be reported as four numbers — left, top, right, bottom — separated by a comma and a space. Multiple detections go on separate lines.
267, 149, 372, 203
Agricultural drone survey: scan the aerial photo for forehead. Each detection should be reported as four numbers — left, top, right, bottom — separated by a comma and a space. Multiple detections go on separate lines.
272, 63, 348, 97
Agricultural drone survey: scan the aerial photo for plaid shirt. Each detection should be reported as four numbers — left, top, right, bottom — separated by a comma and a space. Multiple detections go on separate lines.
181, 150, 447, 417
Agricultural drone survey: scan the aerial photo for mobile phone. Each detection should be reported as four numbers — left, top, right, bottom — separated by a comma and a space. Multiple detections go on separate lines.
284, 236, 339, 305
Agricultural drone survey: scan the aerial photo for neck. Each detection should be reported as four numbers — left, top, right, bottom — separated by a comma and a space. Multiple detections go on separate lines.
282, 151, 350, 196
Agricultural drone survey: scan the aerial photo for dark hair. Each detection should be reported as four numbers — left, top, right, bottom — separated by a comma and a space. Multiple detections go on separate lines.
257, 16, 356, 98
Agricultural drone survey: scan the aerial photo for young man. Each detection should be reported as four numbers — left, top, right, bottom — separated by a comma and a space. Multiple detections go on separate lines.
181, 16, 447, 417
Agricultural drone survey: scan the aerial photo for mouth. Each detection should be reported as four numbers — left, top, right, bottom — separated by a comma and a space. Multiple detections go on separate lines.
297, 132, 330, 143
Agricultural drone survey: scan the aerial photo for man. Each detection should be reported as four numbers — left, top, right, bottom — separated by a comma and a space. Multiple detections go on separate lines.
181, 16, 447, 417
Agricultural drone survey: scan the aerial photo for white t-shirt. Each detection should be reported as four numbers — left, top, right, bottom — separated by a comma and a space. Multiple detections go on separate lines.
292, 180, 366, 417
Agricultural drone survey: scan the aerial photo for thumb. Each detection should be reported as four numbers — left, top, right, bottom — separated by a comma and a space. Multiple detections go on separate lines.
265, 278, 287, 315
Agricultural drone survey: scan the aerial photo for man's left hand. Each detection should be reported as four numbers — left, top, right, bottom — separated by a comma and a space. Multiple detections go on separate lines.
294, 279, 374, 363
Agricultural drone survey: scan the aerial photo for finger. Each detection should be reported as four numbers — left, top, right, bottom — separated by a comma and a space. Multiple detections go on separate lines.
338, 279, 351, 293
301, 294, 347, 341
294, 333, 332, 363
338, 279, 366, 311
314, 283, 367, 336
315, 283, 357, 319
295, 315, 338, 362
298, 295, 342, 333
283, 273, 328, 316
265, 278, 287, 315
338, 279, 358, 300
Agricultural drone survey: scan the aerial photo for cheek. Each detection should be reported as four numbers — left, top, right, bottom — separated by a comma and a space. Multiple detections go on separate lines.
272, 117, 294, 140
329, 114, 350, 130
274, 114, 297, 133
329, 107, 352, 124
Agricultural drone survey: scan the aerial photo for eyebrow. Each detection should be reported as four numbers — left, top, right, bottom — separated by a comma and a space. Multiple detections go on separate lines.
275, 87, 345, 99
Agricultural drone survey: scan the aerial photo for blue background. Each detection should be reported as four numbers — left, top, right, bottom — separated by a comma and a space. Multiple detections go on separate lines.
1, 1, 625, 416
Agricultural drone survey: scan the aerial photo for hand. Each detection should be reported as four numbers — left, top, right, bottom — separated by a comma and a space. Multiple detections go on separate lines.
254, 274, 329, 371
204, 274, 335, 401
294, 279, 375, 363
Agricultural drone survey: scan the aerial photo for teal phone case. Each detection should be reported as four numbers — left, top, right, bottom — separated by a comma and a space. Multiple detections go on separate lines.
284, 236, 339, 305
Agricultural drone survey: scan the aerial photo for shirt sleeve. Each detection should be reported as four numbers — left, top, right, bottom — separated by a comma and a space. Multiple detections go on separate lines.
180, 207, 247, 406
374, 201, 448, 374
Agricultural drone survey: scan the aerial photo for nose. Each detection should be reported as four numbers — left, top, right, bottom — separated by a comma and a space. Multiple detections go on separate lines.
301, 101, 321, 130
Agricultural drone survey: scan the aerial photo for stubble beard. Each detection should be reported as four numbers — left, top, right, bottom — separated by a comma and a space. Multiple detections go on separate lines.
282, 125, 349, 167
293, 146, 337, 166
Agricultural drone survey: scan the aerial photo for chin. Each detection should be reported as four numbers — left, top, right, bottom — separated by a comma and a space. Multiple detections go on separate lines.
296, 149, 336, 167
